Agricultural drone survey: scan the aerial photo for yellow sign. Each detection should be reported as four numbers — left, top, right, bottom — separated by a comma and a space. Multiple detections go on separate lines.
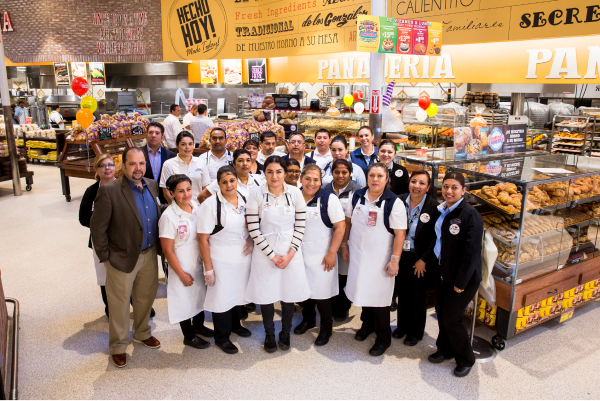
268, 34, 600, 84
161, 0, 371, 61
559, 308, 574, 323
387, 0, 600, 45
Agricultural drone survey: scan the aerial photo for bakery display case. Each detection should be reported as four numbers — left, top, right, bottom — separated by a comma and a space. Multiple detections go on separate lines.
447, 154, 600, 349
299, 114, 368, 149
400, 104, 465, 149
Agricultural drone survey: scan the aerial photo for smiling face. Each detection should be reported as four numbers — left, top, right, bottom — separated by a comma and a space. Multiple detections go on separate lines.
301, 170, 321, 198
171, 181, 192, 206
331, 141, 348, 161
244, 143, 258, 162
234, 153, 252, 176
96, 157, 115, 181
177, 136, 194, 157
358, 128, 373, 148
332, 165, 350, 188
378, 143, 395, 166
265, 162, 285, 189
285, 165, 301, 186
123, 150, 146, 182
409, 173, 430, 199
367, 166, 388, 193
442, 178, 466, 205
218, 172, 238, 196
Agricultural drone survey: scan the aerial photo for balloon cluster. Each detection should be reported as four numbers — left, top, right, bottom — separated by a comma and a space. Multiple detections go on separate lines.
343, 90, 365, 111
416, 95, 439, 122
71, 77, 97, 129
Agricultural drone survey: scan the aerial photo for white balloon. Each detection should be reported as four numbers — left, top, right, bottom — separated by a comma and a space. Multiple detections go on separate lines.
416, 109, 428, 122
354, 102, 365, 114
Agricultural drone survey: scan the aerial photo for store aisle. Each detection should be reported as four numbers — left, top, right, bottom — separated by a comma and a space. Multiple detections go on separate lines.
0, 165, 599, 399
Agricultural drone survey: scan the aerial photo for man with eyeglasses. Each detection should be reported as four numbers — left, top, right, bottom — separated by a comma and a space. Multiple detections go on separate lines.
282, 132, 316, 171
141, 122, 176, 205
197, 127, 233, 182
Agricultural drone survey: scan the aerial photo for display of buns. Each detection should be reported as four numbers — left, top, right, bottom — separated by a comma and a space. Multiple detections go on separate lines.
472, 183, 523, 214
557, 120, 588, 127
553, 132, 585, 139
578, 201, 600, 218
300, 119, 362, 130
200, 120, 285, 150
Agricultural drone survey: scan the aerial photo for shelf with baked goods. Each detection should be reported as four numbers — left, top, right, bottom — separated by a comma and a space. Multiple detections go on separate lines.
551, 115, 595, 156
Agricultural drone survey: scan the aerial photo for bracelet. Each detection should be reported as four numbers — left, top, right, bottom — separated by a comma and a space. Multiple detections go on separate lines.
341, 243, 348, 248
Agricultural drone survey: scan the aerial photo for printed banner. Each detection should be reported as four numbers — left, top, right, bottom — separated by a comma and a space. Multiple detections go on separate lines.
357, 16, 442, 56
89, 62, 106, 85
53, 62, 70, 86
200, 60, 219, 84
161, 0, 371, 60
454, 124, 527, 159
247, 58, 267, 84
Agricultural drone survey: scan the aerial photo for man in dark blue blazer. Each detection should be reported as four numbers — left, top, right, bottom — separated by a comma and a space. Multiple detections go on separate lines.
141, 122, 176, 205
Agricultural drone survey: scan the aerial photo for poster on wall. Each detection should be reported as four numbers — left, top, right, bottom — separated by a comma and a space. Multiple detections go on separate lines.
89, 62, 105, 85
454, 124, 527, 159
53, 62, 70, 86
357, 16, 442, 56
247, 59, 267, 84
223, 59, 242, 84
200, 60, 218, 84
70, 62, 87, 79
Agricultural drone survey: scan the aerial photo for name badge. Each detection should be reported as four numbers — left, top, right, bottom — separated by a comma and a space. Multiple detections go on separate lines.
449, 224, 460, 235
420, 213, 430, 223
395, 169, 403, 178
354, 206, 362, 215
403, 240, 411, 251
368, 206, 379, 227
284, 206, 294, 216
263, 202, 271, 212
310, 210, 319, 219
178, 220, 189, 240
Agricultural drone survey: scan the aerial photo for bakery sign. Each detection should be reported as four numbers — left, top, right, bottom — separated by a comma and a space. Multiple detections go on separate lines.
453, 125, 527, 160
1, 12, 14, 32
161, 0, 372, 60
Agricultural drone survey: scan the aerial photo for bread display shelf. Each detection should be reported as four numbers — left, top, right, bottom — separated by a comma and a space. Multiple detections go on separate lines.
554, 142, 584, 147
553, 135, 586, 140
470, 190, 522, 218
552, 148, 585, 153
555, 123, 593, 128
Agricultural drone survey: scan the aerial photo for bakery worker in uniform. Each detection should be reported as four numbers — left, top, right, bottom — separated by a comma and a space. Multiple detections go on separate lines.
394, 170, 440, 346
350, 126, 379, 176
256, 131, 285, 164
293, 164, 346, 346
321, 136, 366, 188
49, 105, 65, 129
377, 139, 409, 196
284, 159, 301, 187
159, 174, 214, 350
245, 155, 310, 353
282, 133, 316, 170
307, 129, 333, 169
242, 139, 265, 175
197, 127, 233, 182
341, 162, 407, 356
428, 171, 483, 378
197, 166, 253, 354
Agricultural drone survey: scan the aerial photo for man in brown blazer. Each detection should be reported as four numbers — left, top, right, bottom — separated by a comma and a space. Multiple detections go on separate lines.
91, 147, 162, 368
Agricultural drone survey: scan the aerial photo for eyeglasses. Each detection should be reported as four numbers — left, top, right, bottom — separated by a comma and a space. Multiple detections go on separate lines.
98, 163, 115, 168
289, 141, 304, 145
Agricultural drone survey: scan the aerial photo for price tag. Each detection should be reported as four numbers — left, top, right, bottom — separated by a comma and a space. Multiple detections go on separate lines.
99, 127, 112, 141
559, 308, 574, 323
249, 132, 260, 142
131, 124, 143, 136
571, 252, 584, 264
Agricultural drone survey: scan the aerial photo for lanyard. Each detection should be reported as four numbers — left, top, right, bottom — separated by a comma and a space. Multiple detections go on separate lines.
405, 203, 421, 241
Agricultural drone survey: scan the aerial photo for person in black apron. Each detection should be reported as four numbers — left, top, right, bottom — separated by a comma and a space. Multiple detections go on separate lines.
429, 171, 483, 377
243, 139, 265, 175
394, 170, 440, 346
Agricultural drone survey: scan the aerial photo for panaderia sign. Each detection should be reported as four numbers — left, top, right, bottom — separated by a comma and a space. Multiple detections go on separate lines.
161, 0, 371, 60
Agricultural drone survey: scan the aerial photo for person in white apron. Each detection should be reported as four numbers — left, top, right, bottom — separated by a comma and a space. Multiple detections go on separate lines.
159, 132, 210, 205
246, 155, 310, 353
341, 163, 407, 357
197, 166, 253, 354
158, 174, 213, 349
322, 158, 363, 322
197, 149, 265, 203
322, 136, 366, 188
242, 139, 265, 176
293, 164, 345, 346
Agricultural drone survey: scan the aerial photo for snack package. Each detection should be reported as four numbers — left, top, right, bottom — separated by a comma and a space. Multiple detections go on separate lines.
470, 106, 487, 127
327, 105, 340, 117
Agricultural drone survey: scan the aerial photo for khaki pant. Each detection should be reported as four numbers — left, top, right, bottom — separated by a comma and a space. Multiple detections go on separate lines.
105, 245, 158, 355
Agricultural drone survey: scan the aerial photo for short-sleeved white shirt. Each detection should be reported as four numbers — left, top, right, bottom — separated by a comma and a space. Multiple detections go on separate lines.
159, 155, 210, 202
310, 149, 334, 170
163, 114, 183, 148
197, 191, 248, 235
257, 150, 286, 165
345, 191, 408, 230
206, 173, 265, 199
158, 201, 198, 247
247, 182, 306, 216
319, 193, 346, 224
197, 150, 233, 182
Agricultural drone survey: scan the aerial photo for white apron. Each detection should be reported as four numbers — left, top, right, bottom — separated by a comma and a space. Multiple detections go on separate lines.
245, 199, 311, 304
91, 243, 106, 286
167, 208, 206, 324
204, 207, 251, 313
345, 200, 395, 307
303, 198, 339, 299
337, 195, 352, 276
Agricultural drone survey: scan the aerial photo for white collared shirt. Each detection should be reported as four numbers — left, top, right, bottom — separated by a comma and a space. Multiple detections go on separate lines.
197, 149, 233, 181
345, 190, 407, 230
310, 149, 333, 170
189, 115, 215, 144
196, 190, 248, 235
206, 173, 265, 199
257, 150, 286, 164
163, 114, 183, 148
158, 201, 198, 247
159, 155, 210, 202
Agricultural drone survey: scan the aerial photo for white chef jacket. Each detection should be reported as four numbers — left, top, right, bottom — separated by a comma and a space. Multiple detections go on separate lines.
49, 110, 65, 129
159, 155, 211, 202
309, 149, 334, 170
163, 114, 183, 148
197, 150, 233, 182
257, 150, 286, 164
206, 174, 265, 199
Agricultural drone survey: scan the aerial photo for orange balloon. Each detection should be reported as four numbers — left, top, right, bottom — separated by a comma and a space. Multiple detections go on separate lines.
76, 108, 94, 129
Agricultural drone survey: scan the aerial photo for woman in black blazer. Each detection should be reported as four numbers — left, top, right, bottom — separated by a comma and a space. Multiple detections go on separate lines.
428, 171, 483, 378
378, 139, 409, 196
393, 170, 440, 346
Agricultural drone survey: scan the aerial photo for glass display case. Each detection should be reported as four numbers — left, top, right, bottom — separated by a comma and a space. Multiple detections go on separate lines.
298, 114, 368, 149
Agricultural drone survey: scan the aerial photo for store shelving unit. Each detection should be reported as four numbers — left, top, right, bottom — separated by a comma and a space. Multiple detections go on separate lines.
551, 115, 595, 156
0, 156, 34, 191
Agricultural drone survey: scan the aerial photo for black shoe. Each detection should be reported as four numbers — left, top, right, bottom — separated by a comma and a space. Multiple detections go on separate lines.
428, 351, 453, 364
369, 342, 390, 356
314, 330, 332, 346
333, 310, 349, 322
240, 307, 249, 320
264, 335, 277, 353
278, 332, 291, 350
150, 308, 156, 318
392, 328, 405, 339
216, 340, 239, 354
454, 366, 472, 377
195, 326, 215, 338
293, 319, 316, 335
244, 303, 256, 312
403, 337, 420, 347
390, 298, 398, 312
233, 326, 252, 338
183, 336, 210, 349
354, 328, 373, 342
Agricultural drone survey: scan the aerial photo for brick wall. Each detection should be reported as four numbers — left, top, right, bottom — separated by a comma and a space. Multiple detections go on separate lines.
1, 0, 163, 63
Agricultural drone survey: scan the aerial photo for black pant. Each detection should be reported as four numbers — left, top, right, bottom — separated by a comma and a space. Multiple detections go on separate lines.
261, 302, 294, 336
213, 306, 243, 344
435, 279, 479, 368
331, 275, 351, 316
300, 299, 333, 332
396, 252, 428, 340
179, 311, 206, 341
360, 306, 392, 346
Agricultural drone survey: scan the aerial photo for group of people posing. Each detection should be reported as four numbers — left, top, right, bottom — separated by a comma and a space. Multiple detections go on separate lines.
79, 122, 483, 378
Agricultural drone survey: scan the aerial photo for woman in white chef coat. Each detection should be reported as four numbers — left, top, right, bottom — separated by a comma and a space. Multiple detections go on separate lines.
341, 162, 407, 357
246, 155, 310, 353
197, 149, 265, 203
197, 166, 253, 354
293, 164, 345, 346
158, 174, 213, 349
321, 136, 366, 188
159, 132, 210, 204
322, 159, 363, 322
